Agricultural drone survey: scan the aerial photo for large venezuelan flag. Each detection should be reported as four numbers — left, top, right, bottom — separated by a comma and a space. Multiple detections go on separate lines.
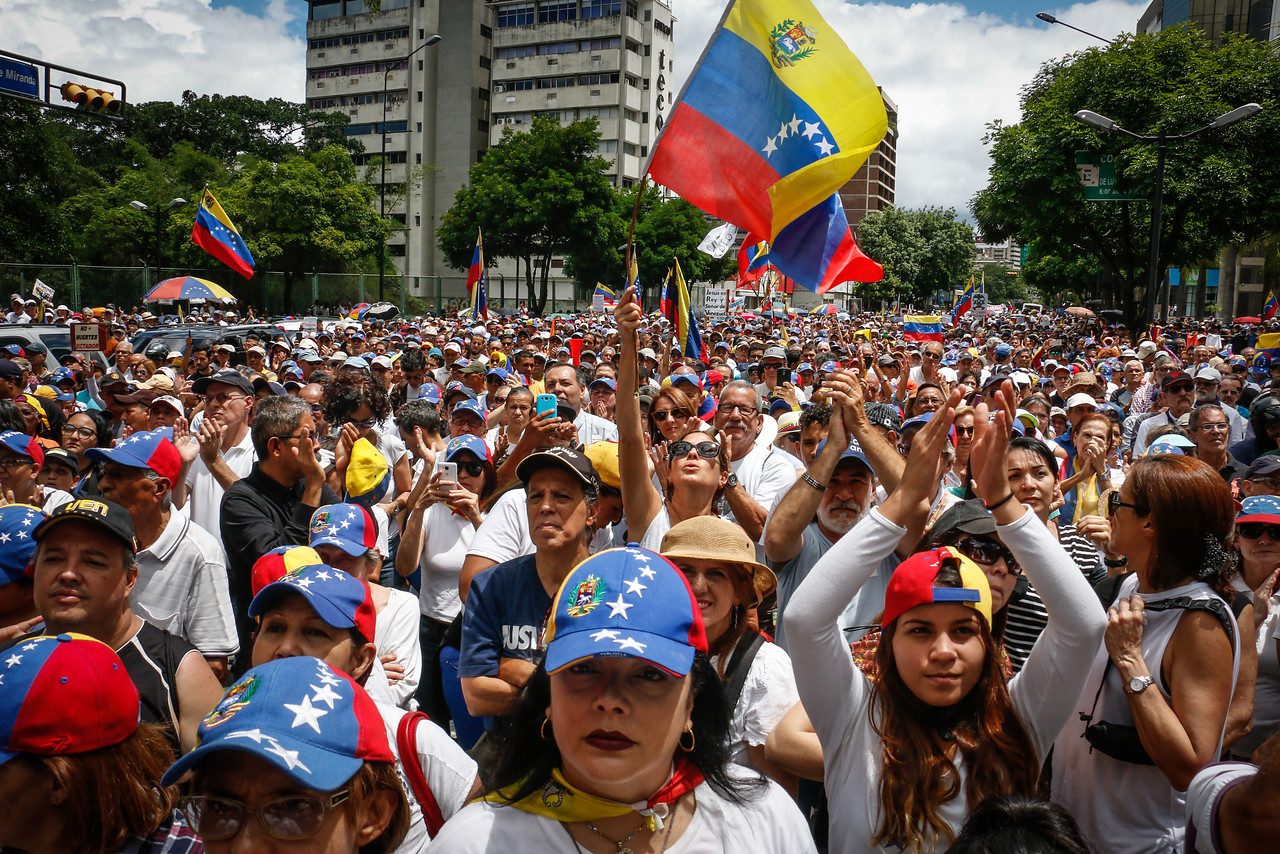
191, 188, 255, 280
468, 230, 487, 320
673, 260, 706, 361
649, 0, 887, 294
466, 230, 484, 295
903, 316, 944, 343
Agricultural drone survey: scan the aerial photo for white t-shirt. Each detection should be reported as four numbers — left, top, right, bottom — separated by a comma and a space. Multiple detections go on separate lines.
376, 702, 478, 854
377, 587, 423, 711
428, 775, 815, 854
712, 640, 799, 767
725, 443, 798, 561
411, 502, 478, 623
184, 427, 256, 537
132, 512, 238, 658
465, 487, 613, 566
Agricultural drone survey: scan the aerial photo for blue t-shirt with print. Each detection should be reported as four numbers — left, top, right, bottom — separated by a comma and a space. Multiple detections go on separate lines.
458, 554, 552, 679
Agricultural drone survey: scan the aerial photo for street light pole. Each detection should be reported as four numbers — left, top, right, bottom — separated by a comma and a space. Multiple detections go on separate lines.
379, 32, 442, 303
1075, 103, 1262, 325
130, 197, 188, 288
1035, 12, 1114, 44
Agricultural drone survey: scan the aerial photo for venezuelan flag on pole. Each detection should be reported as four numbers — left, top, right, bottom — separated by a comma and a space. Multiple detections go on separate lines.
903, 315, 944, 343
737, 233, 771, 286
1264, 291, 1278, 321
673, 260, 706, 361
658, 268, 676, 324
191, 188, 255, 280
953, 278, 976, 327
648, 0, 886, 294
467, 230, 487, 320
466, 230, 484, 295
594, 283, 618, 308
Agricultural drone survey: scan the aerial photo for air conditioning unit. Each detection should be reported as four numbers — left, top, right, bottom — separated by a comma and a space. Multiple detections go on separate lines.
316, 82, 326, 88
506, 61, 516, 69
317, 51, 326, 58
351, 47, 359, 54
494, 84, 506, 93
546, 92, 557, 100
590, 89, 601, 96
547, 58, 558, 65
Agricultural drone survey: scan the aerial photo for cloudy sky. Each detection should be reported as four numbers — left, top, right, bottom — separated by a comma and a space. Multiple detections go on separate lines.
3, 0, 1146, 217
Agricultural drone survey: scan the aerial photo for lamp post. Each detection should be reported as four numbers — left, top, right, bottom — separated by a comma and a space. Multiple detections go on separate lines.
379, 32, 442, 302
1035, 12, 1114, 44
130, 197, 188, 287
1075, 103, 1263, 324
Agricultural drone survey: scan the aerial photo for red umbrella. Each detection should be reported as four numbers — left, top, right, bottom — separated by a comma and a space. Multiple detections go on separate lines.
1236, 316, 1261, 323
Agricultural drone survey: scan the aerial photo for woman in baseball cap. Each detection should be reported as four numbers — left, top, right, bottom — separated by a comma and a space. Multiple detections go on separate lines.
0, 634, 199, 853
164, 656, 410, 853
431, 545, 814, 852
784, 381, 1106, 853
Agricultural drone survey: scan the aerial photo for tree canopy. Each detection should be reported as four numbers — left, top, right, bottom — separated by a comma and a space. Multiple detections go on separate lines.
855, 206, 976, 306
972, 25, 1280, 327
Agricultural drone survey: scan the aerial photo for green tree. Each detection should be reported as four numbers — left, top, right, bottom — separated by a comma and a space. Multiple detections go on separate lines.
214, 145, 389, 311
972, 25, 1280, 327
856, 206, 975, 306
437, 116, 619, 315
973, 264, 1029, 303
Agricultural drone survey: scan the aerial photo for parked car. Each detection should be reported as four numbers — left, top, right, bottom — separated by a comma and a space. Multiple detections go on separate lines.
130, 324, 288, 366
0, 324, 108, 369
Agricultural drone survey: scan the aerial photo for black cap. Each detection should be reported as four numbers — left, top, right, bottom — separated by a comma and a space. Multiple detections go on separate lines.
0, 360, 22, 381
931, 499, 998, 538
100, 370, 130, 388
516, 446, 602, 494
1162, 370, 1192, 389
982, 373, 1013, 391
864, 402, 902, 432
42, 447, 80, 477
34, 497, 136, 553
1245, 454, 1280, 479
192, 369, 254, 396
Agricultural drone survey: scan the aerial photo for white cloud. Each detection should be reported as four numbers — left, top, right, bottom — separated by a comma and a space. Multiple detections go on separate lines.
0, 0, 305, 104
669, 0, 1147, 218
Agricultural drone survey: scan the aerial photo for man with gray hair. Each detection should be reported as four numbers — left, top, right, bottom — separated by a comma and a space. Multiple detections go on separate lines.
94, 430, 237, 681
220, 394, 341, 672
1188, 403, 1247, 483
715, 379, 798, 556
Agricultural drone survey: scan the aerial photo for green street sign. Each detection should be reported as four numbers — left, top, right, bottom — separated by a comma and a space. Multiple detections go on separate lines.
1075, 151, 1143, 201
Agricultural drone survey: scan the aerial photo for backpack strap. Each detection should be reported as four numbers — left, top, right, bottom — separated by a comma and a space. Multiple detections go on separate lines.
1143, 595, 1236, 650
395, 711, 446, 838
723, 631, 767, 713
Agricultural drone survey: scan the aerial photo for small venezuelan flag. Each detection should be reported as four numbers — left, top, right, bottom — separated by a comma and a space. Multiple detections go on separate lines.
903, 316, 944, 343
1264, 291, 1278, 321
191, 188, 255, 280
673, 260, 705, 361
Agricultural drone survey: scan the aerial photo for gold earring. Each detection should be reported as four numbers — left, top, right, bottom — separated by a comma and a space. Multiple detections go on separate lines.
541, 718, 552, 741
679, 728, 695, 752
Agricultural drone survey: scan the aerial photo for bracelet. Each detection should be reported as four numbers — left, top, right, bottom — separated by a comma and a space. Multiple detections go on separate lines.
1104, 556, 1129, 568
984, 492, 1016, 511
801, 473, 828, 492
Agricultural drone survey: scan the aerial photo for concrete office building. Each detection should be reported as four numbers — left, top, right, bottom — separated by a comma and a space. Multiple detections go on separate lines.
306, 0, 491, 298
1138, 0, 1275, 42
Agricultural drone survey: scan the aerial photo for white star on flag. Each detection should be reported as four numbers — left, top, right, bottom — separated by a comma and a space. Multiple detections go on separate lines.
816, 138, 835, 157
264, 740, 311, 773
15, 531, 25, 540
615, 636, 647, 653
590, 629, 620, 642
310, 682, 343, 709
638, 566, 656, 580
624, 578, 646, 597
317, 669, 343, 687
777, 121, 789, 140
761, 137, 778, 157
5, 654, 22, 667
283, 695, 328, 733
788, 114, 802, 135
801, 121, 821, 139
0, 534, 11, 544
606, 594, 633, 619
21, 642, 37, 651
315, 570, 332, 581
225, 728, 270, 743
295, 577, 315, 589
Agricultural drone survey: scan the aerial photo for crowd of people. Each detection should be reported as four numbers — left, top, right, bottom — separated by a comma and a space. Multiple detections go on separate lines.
3, 289, 1280, 853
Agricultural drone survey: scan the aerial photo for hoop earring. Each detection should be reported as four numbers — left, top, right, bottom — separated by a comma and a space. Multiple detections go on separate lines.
541, 717, 553, 741
679, 728, 695, 752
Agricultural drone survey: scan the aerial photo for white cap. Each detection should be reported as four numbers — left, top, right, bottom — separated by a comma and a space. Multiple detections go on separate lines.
371, 355, 393, 369
1136, 341, 1159, 359
150, 395, 184, 413
166, 350, 185, 361
444, 341, 462, 353
297, 339, 318, 351
245, 345, 265, 356
639, 348, 657, 361
1066, 392, 1097, 409
1010, 371, 1031, 386
1194, 367, 1222, 382
472, 326, 486, 336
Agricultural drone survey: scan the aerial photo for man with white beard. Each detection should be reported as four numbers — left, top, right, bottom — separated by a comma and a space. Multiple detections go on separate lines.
763, 370, 907, 651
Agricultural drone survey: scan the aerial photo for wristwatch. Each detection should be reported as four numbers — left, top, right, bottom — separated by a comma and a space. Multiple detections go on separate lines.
725, 473, 739, 489
1125, 675, 1155, 695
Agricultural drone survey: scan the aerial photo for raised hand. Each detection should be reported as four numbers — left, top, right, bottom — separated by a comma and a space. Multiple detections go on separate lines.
197, 418, 225, 466
969, 380, 1016, 505
173, 416, 200, 465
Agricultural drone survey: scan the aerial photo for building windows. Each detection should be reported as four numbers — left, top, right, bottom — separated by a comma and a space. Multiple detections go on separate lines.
478, 87, 490, 101
479, 56, 491, 69
352, 151, 406, 165
539, 1, 576, 22
497, 78, 534, 92
623, 143, 637, 156
309, 37, 342, 49
496, 3, 535, 27
578, 72, 619, 86
625, 75, 639, 87
342, 120, 408, 136
537, 75, 575, 89
579, 105, 618, 120
309, 67, 343, 79
536, 110, 562, 121
626, 1, 638, 19
597, 140, 618, 153
480, 24, 493, 39
581, 37, 620, 50
496, 46, 536, 59
310, 1, 341, 20
539, 41, 576, 55
583, 0, 622, 17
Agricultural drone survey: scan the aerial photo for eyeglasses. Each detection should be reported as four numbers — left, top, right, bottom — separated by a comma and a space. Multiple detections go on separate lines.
205, 392, 247, 406
1237, 522, 1280, 541
1107, 491, 1147, 517
62, 425, 96, 439
719, 402, 757, 415
344, 416, 377, 429
955, 537, 1021, 574
924, 351, 942, 360
1166, 384, 1194, 394
1195, 422, 1230, 433
0, 457, 30, 471
954, 425, 975, 436
180, 790, 350, 841
273, 432, 309, 443
651, 409, 689, 422
668, 440, 721, 460
1248, 476, 1280, 491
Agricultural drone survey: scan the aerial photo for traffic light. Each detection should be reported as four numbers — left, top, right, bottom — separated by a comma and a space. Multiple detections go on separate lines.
59, 81, 121, 114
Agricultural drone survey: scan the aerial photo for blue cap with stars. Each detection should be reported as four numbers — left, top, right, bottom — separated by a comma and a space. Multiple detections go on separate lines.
161, 656, 394, 791
0, 504, 45, 586
308, 503, 378, 558
248, 563, 377, 644
543, 546, 708, 678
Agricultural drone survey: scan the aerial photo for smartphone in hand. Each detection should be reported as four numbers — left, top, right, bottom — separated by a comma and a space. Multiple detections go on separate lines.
535, 393, 558, 418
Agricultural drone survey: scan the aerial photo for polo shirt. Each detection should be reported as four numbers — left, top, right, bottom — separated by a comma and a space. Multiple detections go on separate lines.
133, 511, 238, 657
183, 426, 256, 537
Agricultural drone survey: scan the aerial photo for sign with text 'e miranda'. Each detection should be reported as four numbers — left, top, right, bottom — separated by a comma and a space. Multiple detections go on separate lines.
1075, 151, 1144, 201
0, 57, 39, 100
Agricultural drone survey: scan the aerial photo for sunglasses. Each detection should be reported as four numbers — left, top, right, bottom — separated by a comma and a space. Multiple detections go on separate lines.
457, 461, 486, 478
180, 790, 350, 841
1107, 491, 1146, 516
1237, 522, 1280, 541
955, 537, 1021, 574
668, 440, 721, 460
651, 409, 689, 422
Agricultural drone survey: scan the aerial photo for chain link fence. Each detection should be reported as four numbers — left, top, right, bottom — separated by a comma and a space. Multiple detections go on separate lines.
0, 263, 600, 317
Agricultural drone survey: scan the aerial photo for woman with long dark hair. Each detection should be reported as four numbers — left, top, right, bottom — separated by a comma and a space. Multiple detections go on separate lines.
1052, 455, 1242, 853
58, 408, 111, 496
785, 382, 1106, 853
430, 546, 814, 852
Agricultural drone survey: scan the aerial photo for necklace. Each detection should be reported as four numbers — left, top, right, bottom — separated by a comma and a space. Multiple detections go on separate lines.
584, 817, 646, 854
